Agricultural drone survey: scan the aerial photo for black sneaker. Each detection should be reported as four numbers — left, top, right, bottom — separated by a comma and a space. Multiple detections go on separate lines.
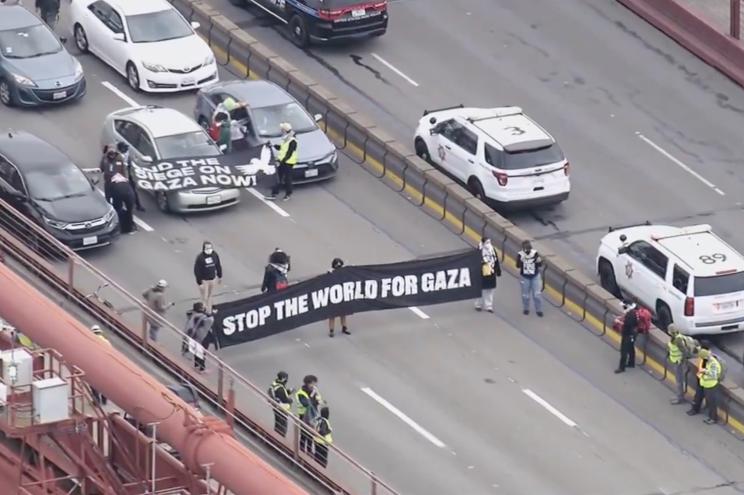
614, 368, 624, 374
283, 194, 292, 202
523, 309, 529, 315
536, 311, 544, 317
342, 327, 351, 335
265, 194, 277, 201
329, 329, 334, 338
686, 409, 699, 416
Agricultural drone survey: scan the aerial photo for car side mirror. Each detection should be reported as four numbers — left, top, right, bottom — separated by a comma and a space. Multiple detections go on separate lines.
314, 113, 323, 123
618, 246, 629, 255
112, 33, 125, 41
191, 21, 201, 30
141, 155, 153, 163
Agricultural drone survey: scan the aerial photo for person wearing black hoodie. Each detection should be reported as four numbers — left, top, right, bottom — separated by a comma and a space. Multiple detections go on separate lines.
328, 257, 350, 337
261, 248, 290, 293
194, 241, 222, 313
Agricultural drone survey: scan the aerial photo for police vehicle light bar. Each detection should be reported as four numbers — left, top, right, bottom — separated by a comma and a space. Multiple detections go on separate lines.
423, 104, 464, 116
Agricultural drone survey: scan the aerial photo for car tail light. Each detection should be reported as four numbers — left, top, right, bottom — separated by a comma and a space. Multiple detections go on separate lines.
684, 297, 695, 317
372, 1, 388, 9
563, 162, 570, 176
319, 8, 345, 20
492, 171, 508, 186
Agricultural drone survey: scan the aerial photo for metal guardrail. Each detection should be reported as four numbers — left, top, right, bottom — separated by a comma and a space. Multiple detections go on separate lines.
0, 199, 398, 495
164, 0, 744, 434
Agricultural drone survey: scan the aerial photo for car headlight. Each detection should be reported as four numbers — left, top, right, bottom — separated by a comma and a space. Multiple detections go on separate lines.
43, 216, 68, 230
203, 54, 215, 66
73, 59, 84, 81
104, 207, 117, 224
142, 62, 167, 73
11, 73, 36, 87
321, 150, 338, 163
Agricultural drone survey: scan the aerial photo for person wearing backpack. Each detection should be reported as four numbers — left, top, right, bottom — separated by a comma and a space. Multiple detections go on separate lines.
667, 325, 699, 405
262, 248, 290, 293
687, 348, 723, 424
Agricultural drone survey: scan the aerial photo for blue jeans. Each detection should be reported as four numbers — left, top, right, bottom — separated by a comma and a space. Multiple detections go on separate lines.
520, 275, 542, 312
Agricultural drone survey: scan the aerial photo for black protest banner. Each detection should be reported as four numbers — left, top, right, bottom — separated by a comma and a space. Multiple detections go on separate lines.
214, 250, 482, 347
131, 146, 275, 192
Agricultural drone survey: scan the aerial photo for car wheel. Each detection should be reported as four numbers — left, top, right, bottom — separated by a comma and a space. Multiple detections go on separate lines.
156, 192, 170, 213
289, 15, 309, 48
198, 116, 209, 130
656, 302, 673, 331
598, 259, 621, 298
74, 24, 89, 53
126, 62, 141, 92
415, 138, 431, 163
0, 79, 12, 107
468, 178, 486, 202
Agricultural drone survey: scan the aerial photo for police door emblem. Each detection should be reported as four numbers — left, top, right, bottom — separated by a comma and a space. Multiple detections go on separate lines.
625, 261, 633, 278
437, 145, 446, 161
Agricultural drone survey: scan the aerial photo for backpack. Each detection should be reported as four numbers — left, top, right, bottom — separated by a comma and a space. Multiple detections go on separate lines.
208, 121, 221, 141
677, 335, 699, 358
712, 353, 728, 383
635, 307, 652, 333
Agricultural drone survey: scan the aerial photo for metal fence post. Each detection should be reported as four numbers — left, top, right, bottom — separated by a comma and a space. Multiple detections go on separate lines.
67, 257, 74, 288
732, 0, 741, 39
226, 378, 235, 431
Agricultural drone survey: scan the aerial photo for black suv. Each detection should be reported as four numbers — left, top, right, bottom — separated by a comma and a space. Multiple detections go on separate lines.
228, 0, 388, 46
0, 131, 119, 250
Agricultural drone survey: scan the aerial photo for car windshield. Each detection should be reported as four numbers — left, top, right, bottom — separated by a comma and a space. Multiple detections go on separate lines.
694, 272, 744, 297
502, 144, 565, 170
155, 131, 220, 159
26, 164, 92, 201
0, 24, 61, 59
252, 103, 316, 138
127, 9, 193, 43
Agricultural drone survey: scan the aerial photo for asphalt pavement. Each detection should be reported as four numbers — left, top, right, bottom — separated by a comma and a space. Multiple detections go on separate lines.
204, 0, 744, 359
2, 2, 744, 494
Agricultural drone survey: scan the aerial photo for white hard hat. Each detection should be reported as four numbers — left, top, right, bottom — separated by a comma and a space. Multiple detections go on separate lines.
157, 279, 168, 288
279, 122, 292, 133
91, 325, 102, 334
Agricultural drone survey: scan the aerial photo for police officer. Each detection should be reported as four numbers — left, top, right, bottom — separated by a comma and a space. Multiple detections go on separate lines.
296, 374, 322, 454
314, 406, 333, 467
266, 122, 298, 201
109, 163, 136, 234
615, 302, 637, 373
667, 324, 699, 404
687, 347, 721, 424
270, 371, 293, 437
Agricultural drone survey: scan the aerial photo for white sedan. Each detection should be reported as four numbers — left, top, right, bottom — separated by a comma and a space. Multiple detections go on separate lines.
70, 0, 218, 92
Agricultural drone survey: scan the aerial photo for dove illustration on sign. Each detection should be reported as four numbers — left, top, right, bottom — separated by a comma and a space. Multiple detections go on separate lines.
233, 145, 276, 177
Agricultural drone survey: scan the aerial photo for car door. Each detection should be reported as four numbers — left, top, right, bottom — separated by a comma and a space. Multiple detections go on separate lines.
431, 120, 466, 180
618, 240, 669, 309
452, 126, 478, 181
115, 120, 157, 162
438, 121, 473, 181
104, 7, 130, 73
85, 0, 126, 71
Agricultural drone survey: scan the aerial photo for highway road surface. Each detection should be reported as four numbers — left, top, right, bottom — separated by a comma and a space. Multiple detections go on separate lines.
206, 0, 744, 359
2, 1, 744, 493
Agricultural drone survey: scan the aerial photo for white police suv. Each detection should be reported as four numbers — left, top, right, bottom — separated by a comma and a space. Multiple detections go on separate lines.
597, 223, 744, 335
413, 105, 570, 209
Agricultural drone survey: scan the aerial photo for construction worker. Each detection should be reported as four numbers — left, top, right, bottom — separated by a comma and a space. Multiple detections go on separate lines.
270, 371, 293, 437
90, 325, 111, 405
296, 375, 322, 454
667, 325, 699, 404
687, 348, 721, 424
314, 406, 333, 467
266, 122, 298, 201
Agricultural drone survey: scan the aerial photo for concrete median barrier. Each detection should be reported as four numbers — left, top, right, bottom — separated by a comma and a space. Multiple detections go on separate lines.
161, 0, 744, 437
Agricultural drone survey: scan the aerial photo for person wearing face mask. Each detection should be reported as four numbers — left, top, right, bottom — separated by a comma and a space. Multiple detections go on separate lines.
262, 248, 290, 293
517, 240, 543, 317
475, 237, 501, 313
100, 145, 121, 204
266, 122, 298, 202
193, 241, 222, 313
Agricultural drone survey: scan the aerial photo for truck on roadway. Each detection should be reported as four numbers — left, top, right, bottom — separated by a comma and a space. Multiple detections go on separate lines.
227, 0, 388, 47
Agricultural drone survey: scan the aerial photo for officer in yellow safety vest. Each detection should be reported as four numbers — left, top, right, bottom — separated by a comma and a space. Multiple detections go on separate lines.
267, 122, 298, 202
90, 325, 111, 405
667, 325, 699, 405
314, 406, 333, 468
270, 371, 293, 437
687, 348, 720, 424
295, 374, 321, 454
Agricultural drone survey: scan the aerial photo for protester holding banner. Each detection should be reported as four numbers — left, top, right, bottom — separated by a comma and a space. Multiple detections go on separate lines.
474, 237, 501, 313
266, 123, 298, 202
328, 258, 350, 337
194, 241, 222, 313
261, 249, 290, 293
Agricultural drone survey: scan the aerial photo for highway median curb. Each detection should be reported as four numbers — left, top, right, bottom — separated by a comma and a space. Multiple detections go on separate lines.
165, 0, 744, 446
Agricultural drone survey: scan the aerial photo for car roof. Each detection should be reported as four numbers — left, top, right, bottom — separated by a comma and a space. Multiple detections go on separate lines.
628, 224, 744, 277
465, 108, 555, 152
112, 106, 202, 138
106, 0, 173, 16
206, 80, 293, 108
0, 5, 41, 29
0, 131, 71, 172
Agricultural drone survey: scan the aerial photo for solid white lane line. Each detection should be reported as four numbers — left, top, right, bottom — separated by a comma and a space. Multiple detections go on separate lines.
96, 190, 154, 232
245, 189, 290, 217
636, 133, 725, 196
522, 388, 577, 428
371, 53, 420, 87
101, 81, 139, 107
361, 387, 446, 448
409, 306, 430, 319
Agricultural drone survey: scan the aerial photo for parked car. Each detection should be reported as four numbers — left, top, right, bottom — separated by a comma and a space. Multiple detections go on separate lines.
101, 105, 240, 213
0, 131, 118, 250
597, 223, 744, 335
194, 80, 338, 184
0, 3, 86, 107
414, 105, 570, 210
70, 0, 217, 92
